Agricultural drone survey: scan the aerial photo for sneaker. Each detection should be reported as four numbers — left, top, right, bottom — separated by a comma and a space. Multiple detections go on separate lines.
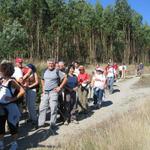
9, 141, 18, 150
32, 121, 38, 129
49, 124, 58, 136
49, 123, 57, 130
26, 119, 32, 123
97, 104, 101, 109
64, 121, 69, 125
0, 141, 4, 150
71, 120, 79, 124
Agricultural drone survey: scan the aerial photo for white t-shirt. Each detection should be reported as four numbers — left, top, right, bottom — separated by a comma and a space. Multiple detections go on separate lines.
74, 68, 80, 77
0, 80, 15, 104
119, 66, 123, 71
107, 67, 116, 78
12, 67, 23, 81
93, 74, 106, 90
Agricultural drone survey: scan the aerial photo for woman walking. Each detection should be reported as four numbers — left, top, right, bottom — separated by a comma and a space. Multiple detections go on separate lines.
64, 65, 79, 125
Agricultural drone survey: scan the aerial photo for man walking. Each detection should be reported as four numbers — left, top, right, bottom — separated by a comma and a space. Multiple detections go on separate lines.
38, 58, 67, 129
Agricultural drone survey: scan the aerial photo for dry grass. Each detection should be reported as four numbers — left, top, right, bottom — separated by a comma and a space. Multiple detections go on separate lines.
133, 75, 150, 88
58, 99, 150, 150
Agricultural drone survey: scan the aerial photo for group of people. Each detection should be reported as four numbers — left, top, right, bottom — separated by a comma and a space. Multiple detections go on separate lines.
0, 58, 128, 150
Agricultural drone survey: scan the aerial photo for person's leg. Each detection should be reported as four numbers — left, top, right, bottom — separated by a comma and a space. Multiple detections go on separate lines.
57, 92, 65, 122
78, 88, 86, 111
26, 89, 38, 122
93, 88, 98, 105
82, 89, 88, 110
8, 121, 19, 150
49, 91, 58, 127
107, 78, 110, 90
109, 77, 114, 94
97, 89, 104, 107
64, 93, 71, 123
38, 93, 49, 127
119, 71, 122, 78
0, 115, 6, 150
70, 92, 78, 123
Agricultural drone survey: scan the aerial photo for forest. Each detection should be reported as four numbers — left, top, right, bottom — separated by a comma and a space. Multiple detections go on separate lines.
0, 0, 150, 64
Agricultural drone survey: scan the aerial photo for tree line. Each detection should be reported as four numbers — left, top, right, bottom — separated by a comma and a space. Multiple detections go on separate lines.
0, 0, 150, 64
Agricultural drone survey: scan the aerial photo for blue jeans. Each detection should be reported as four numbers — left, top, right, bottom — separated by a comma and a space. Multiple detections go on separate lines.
26, 88, 38, 122
107, 77, 114, 94
93, 88, 104, 105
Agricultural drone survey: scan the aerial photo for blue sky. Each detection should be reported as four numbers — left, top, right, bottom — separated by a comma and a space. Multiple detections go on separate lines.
87, 0, 150, 25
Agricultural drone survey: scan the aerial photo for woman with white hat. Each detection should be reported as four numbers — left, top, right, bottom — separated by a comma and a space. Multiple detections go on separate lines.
91, 67, 106, 109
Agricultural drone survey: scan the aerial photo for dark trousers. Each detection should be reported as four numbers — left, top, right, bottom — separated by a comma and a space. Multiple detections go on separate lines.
64, 91, 77, 122
58, 93, 65, 122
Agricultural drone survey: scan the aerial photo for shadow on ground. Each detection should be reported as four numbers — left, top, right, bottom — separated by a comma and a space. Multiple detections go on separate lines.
101, 100, 113, 107
4, 98, 113, 149
113, 89, 120, 94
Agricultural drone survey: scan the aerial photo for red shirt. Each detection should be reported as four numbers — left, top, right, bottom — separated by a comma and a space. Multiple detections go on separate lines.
78, 73, 90, 84
22, 67, 30, 76
113, 64, 118, 71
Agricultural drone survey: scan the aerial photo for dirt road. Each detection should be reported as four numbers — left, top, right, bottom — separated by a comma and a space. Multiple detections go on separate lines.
5, 75, 150, 149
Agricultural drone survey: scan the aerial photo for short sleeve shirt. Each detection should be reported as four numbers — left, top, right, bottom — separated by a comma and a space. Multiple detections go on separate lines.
66, 75, 78, 89
78, 73, 90, 84
93, 74, 106, 90
12, 67, 23, 81
42, 68, 65, 91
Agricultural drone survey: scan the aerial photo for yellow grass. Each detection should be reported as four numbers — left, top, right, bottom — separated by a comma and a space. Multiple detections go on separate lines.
60, 100, 150, 150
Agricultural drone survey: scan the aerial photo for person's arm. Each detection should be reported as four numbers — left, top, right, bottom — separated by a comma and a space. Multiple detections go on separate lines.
77, 75, 81, 85
7, 80, 25, 102
104, 78, 107, 89
86, 73, 91, 84
41, 79, 45, 94
28, 73, 39, 89
18, 77, 23, 85
73, 76, 78, 92
54, 75, 67, 92
91, 76, 95, 88
41, 69, 46, 94
114, 69, 117, 79
23, 68, 32, 80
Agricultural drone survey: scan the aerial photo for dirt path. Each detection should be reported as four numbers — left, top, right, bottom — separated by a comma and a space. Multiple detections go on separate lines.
5, 75, 150, 149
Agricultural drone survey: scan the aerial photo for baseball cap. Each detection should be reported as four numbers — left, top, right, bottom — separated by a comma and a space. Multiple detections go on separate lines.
15, 58, 23, 63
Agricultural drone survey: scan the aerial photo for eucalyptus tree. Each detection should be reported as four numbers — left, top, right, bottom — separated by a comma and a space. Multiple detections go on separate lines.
0, 20, 27, 59
0, 0, 150, 64
114, 0, 132, 64
102, 5, 117, 62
